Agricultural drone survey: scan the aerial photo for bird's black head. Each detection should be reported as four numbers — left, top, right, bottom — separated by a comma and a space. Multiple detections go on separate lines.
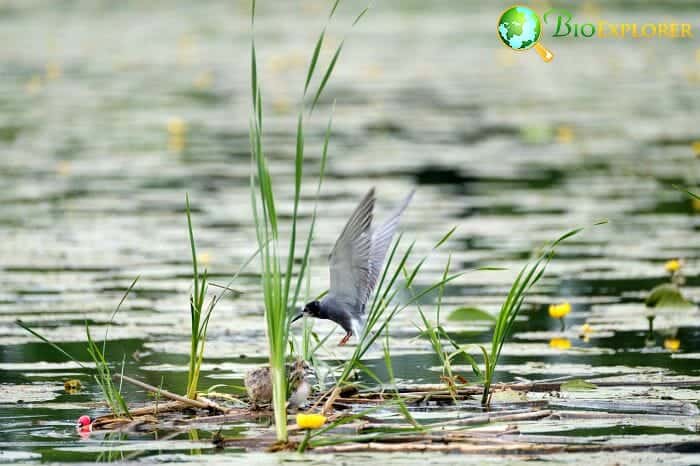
291, 300, 321, 324
303, 300, 321, 318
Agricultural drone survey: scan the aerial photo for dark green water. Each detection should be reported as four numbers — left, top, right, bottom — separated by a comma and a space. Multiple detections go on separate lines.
1, 0, 699, 463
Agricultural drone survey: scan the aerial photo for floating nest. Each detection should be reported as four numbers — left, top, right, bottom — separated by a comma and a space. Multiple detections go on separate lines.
86, 373, 700, 455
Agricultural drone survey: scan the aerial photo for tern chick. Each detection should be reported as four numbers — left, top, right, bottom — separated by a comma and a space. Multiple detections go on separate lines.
244, 359, 311, 410
292, 188, 414, 345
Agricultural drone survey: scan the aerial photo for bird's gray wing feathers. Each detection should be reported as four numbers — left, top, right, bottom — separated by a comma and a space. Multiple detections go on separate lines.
361, 190, 415, 306
327, 188, 375, 310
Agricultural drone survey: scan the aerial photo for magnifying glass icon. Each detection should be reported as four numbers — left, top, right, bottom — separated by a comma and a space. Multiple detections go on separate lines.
497, 5, 553, 62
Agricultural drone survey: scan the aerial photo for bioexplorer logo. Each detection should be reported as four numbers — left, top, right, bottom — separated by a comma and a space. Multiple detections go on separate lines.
497, 5, 694, 63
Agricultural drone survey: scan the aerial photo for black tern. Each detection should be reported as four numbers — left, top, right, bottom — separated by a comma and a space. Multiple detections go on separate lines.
292, 188, 414, 345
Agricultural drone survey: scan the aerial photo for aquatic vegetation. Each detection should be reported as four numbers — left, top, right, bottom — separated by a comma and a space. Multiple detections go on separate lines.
548, 302, 571, 318
167, 116, 187, 152
184, 196, 217, 400
664, 337, 681, 352
185, 196, 258, 400
548, 301, 571, 330
85, 324, 131, 417
454, 228, 584, 407
248, 0, 370, 442
645, 283, 692, 309
664, 259, 682, 274
447, 306, 496, 323
17, 277, 139, 418
645, 253, 693, 312
381, 330, 422, 430
692, 140, 700, 157
579, 323, 593, 342
414, 254, 467, 395
549, 337, 572, 350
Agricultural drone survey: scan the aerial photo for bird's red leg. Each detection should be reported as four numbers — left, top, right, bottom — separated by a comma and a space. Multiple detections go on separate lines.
338, 331, 352, 346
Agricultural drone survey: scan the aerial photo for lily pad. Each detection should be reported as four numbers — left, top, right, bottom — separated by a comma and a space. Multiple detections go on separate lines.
561, 379, 598, 391
447, 307, 496, 323
645, 284, 693, 309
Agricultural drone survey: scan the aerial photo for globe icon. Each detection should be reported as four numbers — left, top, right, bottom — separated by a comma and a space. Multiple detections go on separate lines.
497, 6, 542, 51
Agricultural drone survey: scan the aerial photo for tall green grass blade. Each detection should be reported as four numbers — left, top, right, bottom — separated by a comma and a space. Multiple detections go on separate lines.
478, 227, 585, 406
186, 194, 200, 301
434, 226, 457, 249
104, 276, 140, 355
304, 30, 325, 95
290, 108, 334, 312
673, 184, 700, 201
310, 41, 344, 112
329, 0, 342, 18
251, 42, 257, 106
16, 320, 85, 368
354, 361, 383, 386
283, 113, 305, 307
353, 7, 370, 26
383, 330, 422, 429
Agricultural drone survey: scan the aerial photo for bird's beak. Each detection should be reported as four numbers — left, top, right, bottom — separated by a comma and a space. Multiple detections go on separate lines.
291, 312, 304, 324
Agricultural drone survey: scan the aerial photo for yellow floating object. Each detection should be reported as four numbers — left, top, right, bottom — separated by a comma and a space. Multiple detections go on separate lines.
194, 71, 213, 90
296, 413, 327, 429
580, 323, 593, 334
555, 125, 574, 144
664, 259, 682, 273
25, 75, 43, 95
197, 252, 211, 266
692, 141, 700, 156
664, 338, 680, 352
64, 379, 81, 392
56, 161, 71, 176
167, 117, 187, 137
548, 302, 571, 319
549, 337, 571, 350
46, 62, 62, 80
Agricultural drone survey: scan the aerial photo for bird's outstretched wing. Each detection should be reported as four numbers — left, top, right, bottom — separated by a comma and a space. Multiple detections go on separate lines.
327, 188, 375, 310
361, 190, 415, 306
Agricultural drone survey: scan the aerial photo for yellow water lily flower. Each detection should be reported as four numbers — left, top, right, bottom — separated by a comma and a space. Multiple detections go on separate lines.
194, 71, 213, 90
579, 323, 593, 343
56, 161, 71, 176
549, 337, 571, 350
167, 117, 187, 152
692, 140, 700, 157
664, 259, 682, 273
548, 302, 571, 319
556, 125, 574, 144
197, 252, 211, 266
167, 117, 187, 137
46, 61, 62, 80
664, 338, 680, 352
25, 75, 43, 95
296, 413, 327, 429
